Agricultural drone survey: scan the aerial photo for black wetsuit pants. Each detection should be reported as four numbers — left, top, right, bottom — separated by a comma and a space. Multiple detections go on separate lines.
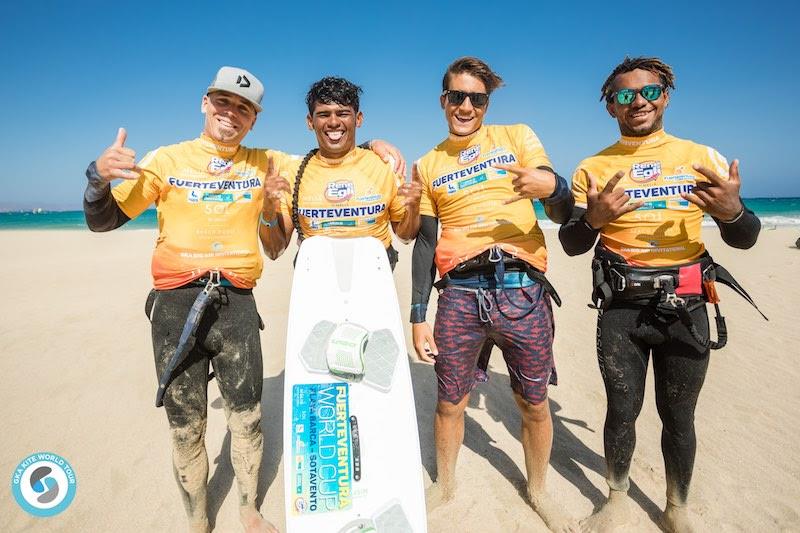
146, 284, 265, 519
147, 285, 264, 425
597, 300, 710, 505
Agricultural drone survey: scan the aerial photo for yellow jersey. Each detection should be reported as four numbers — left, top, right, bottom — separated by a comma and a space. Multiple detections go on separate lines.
112, 134, 290, 289
416, 124, 553, 275
571, 130, 730, 266
279, 148, 405, 248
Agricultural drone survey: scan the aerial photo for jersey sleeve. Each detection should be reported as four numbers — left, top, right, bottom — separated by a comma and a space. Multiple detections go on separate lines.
571, 163, 590, 209
416, 158, 436, 218
515, 124, 552, 169
277, 154, 301, 217
111, 148, 164, 219
387, 168, 406, 223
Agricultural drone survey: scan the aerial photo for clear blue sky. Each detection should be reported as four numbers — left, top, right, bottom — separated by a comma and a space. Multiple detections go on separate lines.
1, 0, 797, 210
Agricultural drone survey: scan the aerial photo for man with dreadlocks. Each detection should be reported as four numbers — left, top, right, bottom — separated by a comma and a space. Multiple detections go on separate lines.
559, 57, 762, 532
259, 76, 421, 264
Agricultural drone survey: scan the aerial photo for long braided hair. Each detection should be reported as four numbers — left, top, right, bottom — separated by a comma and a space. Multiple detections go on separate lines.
291, 148, 318, 243
600, 56, 676, 103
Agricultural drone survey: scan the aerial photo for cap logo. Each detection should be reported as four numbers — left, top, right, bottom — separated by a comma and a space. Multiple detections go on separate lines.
236, 75, 251, 88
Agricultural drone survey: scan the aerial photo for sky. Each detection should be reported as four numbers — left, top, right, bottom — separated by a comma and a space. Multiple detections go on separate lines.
1, 0, 798, 210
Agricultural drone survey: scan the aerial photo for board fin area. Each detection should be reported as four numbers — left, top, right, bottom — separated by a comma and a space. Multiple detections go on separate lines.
300, 321, 400, 392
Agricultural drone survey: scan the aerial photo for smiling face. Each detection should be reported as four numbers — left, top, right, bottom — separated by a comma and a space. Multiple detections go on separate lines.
201, 91, 257, 144
307, 102, 363, 159
441, 72, 488, 137
606, 68, 669, 137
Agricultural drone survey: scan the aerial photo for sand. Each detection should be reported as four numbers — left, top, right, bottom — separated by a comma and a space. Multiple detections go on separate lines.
2, 228, 799, 532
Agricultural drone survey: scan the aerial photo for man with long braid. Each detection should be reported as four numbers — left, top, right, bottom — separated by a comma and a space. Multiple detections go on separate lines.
559, 57, 761, 532
82, 67, 405, 533
259, 76, 421, 264
410, 56, 577, 532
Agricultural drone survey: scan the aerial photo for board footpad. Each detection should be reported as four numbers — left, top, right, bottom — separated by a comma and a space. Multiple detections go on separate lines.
300, 322, 399, 392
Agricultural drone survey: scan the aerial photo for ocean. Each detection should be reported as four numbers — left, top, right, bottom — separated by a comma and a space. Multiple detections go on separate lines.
1, 198, 799, 230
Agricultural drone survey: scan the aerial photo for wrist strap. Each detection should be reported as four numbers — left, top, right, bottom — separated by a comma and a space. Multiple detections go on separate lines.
720, 207, 745, 224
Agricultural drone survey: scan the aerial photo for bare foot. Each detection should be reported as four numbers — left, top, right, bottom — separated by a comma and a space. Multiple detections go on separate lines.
188, 518, 210, 533
529, 491, 579, 533
662, 503, 695, 533
580, 490, 630, 532
425, 481, 456, 511
240, 508, 279, 533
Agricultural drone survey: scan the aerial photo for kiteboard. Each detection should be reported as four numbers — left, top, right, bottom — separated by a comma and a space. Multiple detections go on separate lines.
283, 236, 427, 532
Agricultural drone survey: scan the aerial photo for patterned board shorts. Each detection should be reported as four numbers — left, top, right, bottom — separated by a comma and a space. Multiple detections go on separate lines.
433, 283, 557, 405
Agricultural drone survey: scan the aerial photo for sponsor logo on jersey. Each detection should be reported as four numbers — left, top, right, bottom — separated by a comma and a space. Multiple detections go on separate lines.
663, 174, 695, 182
297, 203, 386, 219
624, 183, 694, 201
458, 146, 481, 165
324, 181, 355, 202
168, 176, 262, 191
188, 190, 201, 203
208, 157, 233, 175
356, 194, 381, 202
432, 153, 518, 189
630, 161, 661, 183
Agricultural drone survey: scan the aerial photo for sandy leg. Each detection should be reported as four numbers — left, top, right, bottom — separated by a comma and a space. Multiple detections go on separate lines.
171, 420, 210, 530
425, 480, 457, 511
515, 394, 578, 532
662, 502, 695, 533
428, 396, 470, 510
224, 404, 276, 533
580, 489, 631, 532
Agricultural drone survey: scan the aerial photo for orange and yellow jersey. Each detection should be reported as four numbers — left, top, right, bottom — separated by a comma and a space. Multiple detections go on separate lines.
278, 148, 405, 248
572, 130, 730, 267
416, 124, 553, 276
112, 134, 291, 289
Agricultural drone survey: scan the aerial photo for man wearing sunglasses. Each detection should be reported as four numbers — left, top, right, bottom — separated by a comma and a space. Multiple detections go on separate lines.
410, 56, 577, 532
82, 67, 404, 533
559, 57, 761, 532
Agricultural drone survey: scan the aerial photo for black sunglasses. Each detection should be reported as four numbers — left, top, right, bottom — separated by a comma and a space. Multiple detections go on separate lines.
442, 90, 489, 107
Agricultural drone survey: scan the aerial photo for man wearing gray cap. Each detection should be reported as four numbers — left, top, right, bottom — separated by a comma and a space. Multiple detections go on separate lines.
83, 66, 403, 532
83, 65, 279, 533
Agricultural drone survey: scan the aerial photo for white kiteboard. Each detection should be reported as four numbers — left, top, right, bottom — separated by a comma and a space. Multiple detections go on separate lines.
283, 236, 427, 533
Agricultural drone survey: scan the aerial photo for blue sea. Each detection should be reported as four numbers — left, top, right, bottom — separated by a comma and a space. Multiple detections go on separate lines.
1, 198, 799, 229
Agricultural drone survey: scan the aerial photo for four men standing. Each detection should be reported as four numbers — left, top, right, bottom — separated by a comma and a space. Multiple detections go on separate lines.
84, 56, 760, 532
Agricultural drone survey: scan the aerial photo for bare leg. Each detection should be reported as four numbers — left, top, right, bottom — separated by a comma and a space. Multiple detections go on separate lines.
225, 404, 277, 533
514, 394, 578, 533
171, 420, 210, 533
426, 395, 470, 509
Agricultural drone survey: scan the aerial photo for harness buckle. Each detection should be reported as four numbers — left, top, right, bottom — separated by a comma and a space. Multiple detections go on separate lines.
609, 267, 626, 292
203, 270, 222, 295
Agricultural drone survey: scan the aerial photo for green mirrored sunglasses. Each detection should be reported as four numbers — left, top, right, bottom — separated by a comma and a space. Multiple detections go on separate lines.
610, 84, 664, 105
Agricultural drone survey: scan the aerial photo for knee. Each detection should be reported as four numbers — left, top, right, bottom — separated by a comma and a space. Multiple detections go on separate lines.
170, 418, 207, 460
227, 404, 262, 439
436, 398, 468, 419
515, 395, 550, 424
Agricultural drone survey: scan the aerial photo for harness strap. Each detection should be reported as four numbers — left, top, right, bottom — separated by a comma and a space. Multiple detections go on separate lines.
155, 272, 221, 407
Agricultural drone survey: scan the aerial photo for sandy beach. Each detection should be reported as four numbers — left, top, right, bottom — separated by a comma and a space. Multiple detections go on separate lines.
2, 227, 799, 532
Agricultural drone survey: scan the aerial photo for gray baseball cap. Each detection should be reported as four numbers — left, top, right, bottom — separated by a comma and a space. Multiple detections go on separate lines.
207, 66, 264, 112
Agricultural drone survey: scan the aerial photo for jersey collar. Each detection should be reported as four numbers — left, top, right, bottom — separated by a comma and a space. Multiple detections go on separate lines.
198, 133, 241, 156
618, 129, 667, 147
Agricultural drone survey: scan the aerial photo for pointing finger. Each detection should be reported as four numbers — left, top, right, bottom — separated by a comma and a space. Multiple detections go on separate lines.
692, 164, 724, 186
602, 171, 626, 194
113, 127, 127, 148
680, 192, 707, 210
493, 163, 525, 176
411, 162, 422, 184
729, 159, 741, 184
585, 170, 598, 197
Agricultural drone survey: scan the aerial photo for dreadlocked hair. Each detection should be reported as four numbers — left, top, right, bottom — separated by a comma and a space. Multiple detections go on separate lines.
291, 149, 318, 244
600, 56, 676, 102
